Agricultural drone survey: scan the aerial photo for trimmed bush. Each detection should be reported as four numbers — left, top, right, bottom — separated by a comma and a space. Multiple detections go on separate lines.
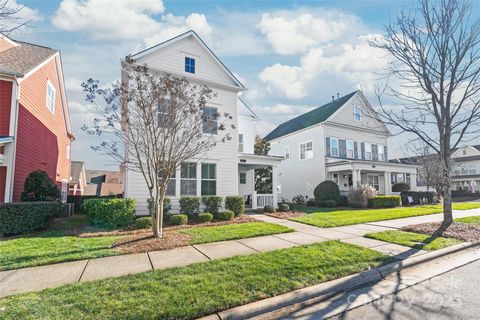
170, 214, 188, 226
197, 212, 213, 223
306, 199, 316, 207
323, 200, 337, 208
368, 196, 401, 208
20, 170, 60, 202
83, 198, 136, 229
278, 203, 290, 212
400, 191, 436, 205
225, 196, 245, 216
213, 210, 234, 221
314, 181, 340, 203
201, 196, 223, 214
392, 182, 410, 192
292, 195, 305, 204
338, 195, 348, 207
179, 197, 200, 217
0, 202, 60, 236
134, 217, 152, 229
263, 205, 276, 213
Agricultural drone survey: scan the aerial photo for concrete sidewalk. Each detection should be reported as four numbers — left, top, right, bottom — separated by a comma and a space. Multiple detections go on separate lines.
0, 208, 479, 298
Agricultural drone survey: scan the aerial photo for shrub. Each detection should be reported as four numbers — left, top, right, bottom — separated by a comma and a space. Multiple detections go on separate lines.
179, 196, 200, 217
323, 200, 337, 208
368, 196, 401, 208
347, 185, 378, 208
338, 195, 348, 207
314, 181, 340, 203
20, 170, 60, 202
263, 205, 276, 213
392, 182, 410, 192
147, 197, 172, 222
170, 214, 188, 225
306, 199, 316, 207
133, 217, 152, 229
0, 202, 60, 236
82, 198, 136, 229
225, 196, 245, 216
400, 191, 436, 205
292, 195, 305, 204
278, 203, 290, 212
213, 210, 234, 221
197, 212, 214, 223
201, 196, 223, 214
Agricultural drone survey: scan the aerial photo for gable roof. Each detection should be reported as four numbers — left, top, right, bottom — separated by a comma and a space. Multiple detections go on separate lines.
265, 91, 358, 141
130, 30, 245, 90
0, 39, 58, 77
239, 97, 259, 120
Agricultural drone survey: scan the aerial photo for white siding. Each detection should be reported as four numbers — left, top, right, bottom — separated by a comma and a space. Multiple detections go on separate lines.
238, 115, 256, 154
452, 146, 480, 158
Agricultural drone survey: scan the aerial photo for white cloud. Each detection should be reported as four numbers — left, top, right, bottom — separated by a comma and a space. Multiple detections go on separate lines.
257, 9, 360, 55
256, 103, 313, 115
1, 0, 43, 34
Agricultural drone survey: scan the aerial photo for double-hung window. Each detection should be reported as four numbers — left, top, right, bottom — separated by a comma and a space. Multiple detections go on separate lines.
201, 163, 216, 195
378, 144, 385, 161
46, 80, 55, 113
368, 175, 379, 190
285, 146, 290, 160
300, 141, 313, 160
469, 164, 476, 175
365, 143, 372, 160
239, 172, 246, 184
157, 98, 170, 125
181, 163, 197, 195
61, 180, 68, 203
354, 105, 361, 121
330, 138, 339, 157
238, 133, 244, 152
185, 57, 195, 73
159, 170, 176, 196
203, 106, 218, 134
346, 140, 354, 159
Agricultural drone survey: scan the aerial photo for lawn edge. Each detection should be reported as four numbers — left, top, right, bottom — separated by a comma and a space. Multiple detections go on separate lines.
203, 241, 479, 320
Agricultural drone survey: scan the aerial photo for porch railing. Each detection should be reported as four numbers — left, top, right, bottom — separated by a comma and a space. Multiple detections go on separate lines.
252, 192, 274, 209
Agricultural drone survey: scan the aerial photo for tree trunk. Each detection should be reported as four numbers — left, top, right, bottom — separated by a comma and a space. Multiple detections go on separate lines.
440, 137, 453, 226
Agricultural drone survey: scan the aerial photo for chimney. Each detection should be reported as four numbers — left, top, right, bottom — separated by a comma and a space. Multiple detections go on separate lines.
337, 93, 339, 100
332, 95, 335, 102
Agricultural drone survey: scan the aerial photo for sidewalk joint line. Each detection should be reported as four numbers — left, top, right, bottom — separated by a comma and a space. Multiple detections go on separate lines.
233, 240, 262, 253
191, 245, 213, 260
146, 252, 154, 270
77, 260, 90, 282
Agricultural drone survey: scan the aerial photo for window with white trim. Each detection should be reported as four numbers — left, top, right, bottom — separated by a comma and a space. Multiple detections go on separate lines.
181, 162, 197, 195
365, 143, 372, 160
185, 56, 195, 73
201, 163, 216, 195
300, 141, 313, 160
330, 138, 339, 157
66, 144, 70, 160
469, 164, 476, 175
46, 80, 55, 113
203, 106, 218, 134
285, 146, 290, 160
238, 133, 244, 152
354, 104, 361, 121
239, 172, 246, 184
368, 175, 379, 190
378, 144, 385, 161
346, 140, 354, 159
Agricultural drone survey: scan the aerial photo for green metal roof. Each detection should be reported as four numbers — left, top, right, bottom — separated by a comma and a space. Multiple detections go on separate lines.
265, 91, 358, 141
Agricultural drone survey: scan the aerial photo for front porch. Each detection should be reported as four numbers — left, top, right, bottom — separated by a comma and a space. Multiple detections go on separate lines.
326, 160, 418, 195
238, 153, 283, 209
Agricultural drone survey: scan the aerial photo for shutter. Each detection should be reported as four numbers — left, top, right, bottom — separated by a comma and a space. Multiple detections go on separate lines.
372, 144, 378, 161
326, 137, 331, 156
339, 140, 347, 158
384, 145, 388, 162
354, 142, 358, 159
361, 143, 365, 160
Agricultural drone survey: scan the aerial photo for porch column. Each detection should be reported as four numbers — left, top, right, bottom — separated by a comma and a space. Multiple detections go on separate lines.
252, 190, 257, 209
384, 171, 391, 195
410, 172, 417, 191
272, 165, 278, 208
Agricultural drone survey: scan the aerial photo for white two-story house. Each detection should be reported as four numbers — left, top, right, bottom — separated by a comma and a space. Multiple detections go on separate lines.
123, 31, 282, 214
265, 91, 417, 201
451, 145, 480, 192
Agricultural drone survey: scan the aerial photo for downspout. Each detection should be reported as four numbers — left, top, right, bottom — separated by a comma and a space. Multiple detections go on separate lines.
4, 76, 20, 202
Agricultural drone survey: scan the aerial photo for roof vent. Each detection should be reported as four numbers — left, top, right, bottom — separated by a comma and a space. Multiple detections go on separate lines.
337, 93, 339, 99
332, 95, 335, 102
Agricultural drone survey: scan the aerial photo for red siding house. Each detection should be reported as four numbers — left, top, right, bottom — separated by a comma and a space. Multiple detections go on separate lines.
0, 35, 74, 202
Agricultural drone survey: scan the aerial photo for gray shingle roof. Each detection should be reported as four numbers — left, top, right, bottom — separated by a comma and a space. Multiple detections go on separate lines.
0, 40, 58, 76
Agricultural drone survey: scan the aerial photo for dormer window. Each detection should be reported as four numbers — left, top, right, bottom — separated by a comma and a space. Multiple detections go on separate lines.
354, 104, 361, 121
185, 57, 195, 74
46, 80, 55, 113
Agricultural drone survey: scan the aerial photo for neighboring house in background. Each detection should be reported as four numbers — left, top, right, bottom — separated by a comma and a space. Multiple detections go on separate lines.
84, 170, 124, 196
123, 31, 282, 214
265, 91, 418, 201
0, 35, 73, 202
69, 161, 86, 195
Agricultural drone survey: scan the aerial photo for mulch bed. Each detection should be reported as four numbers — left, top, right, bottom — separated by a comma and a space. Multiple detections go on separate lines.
265, 211, 305, 219
401, 222, 480, 243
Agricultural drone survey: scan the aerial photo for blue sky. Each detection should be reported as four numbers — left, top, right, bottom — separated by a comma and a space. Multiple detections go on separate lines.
10, 0, 480, 170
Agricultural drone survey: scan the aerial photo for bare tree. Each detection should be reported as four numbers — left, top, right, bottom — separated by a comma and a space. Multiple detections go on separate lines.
0, 0, 29, 34
412, 144, 444, 192
370, 0, 480, 225
82, 61, 232, 238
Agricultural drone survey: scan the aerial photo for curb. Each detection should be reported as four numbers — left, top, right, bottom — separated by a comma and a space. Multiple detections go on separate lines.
200, 241, 480, 320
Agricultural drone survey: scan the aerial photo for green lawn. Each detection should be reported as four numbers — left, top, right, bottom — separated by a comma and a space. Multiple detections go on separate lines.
455, 215, 480, 226
291, 203, 480, 228
179, 222, 293, 244
365, 230, 461, 251
0, 241, 392, 320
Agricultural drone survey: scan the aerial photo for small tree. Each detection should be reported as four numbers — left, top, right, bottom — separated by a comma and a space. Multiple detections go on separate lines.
82, 61, 232, 238
254, 135, 272, 193
21, 170, 60, 201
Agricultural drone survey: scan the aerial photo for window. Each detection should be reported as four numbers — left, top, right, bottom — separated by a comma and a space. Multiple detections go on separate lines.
346, 140, 354, 159
157, 99, 171, 125
181, 163, 197, 195
238, 133, 244, 152
378, 144, 385, 161
365, 143, 372, 160
463, 150, 467, 156
159, 170, 176, 196
239, 172, 246, 184
469, 164, 476, 175
61, 180, 67, 203
368, 175, 379, 190
203, 106, 218, 134
285, 146, 290, 160
333, 173, 339, 184
300, 141, 313, 160
66, 144, 70, 160
330, 138, 339, 157
185, 57, 195, 73
354, 105, 361, 121
46, 80, 55, 113
201, 163, 216, 195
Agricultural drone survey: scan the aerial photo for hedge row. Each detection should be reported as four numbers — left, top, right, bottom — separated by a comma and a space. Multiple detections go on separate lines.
0, 202, 60, 236
368, 196, 401, 208
400, 191, 436, 205
82, 198, 136, 229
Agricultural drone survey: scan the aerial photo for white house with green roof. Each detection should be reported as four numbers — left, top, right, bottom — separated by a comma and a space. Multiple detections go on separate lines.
265, 91, 418, 202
